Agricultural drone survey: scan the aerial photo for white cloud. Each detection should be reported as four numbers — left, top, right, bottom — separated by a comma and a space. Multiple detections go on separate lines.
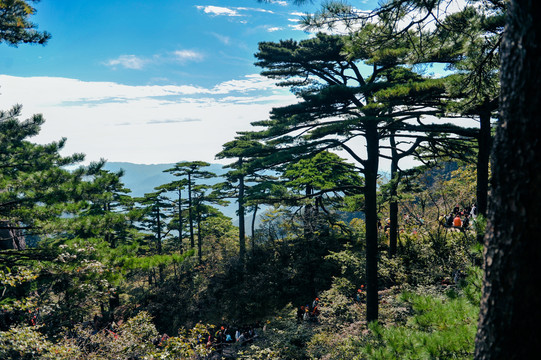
211, 74, 278, 94
173, 50, 205, 62
288, 23, 305, 32
266, 26, 283, 32
0, 75, 296, 165
236, 7, 274, 14
196, 5, 240, 17
105, 55, 147, 70
270, 0, 288, 6
105, 49, 204, 70
196, 5, 277, 18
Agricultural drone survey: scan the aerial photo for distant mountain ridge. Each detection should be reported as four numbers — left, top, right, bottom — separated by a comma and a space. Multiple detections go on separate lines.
102, 162, 238, 221
103, 162, 228, 198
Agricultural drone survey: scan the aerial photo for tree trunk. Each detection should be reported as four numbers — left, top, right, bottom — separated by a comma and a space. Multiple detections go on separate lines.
238, 161, 246, 265
156, 205, 163, 283
251, 204, 258, 253
476, 105, 492, 218
389, 134, 399, 257
156, 206, 162, 254
474, 1, 541, 358
197, 211, 202, 264
188, 173, 195, 249
178, 188, 183, 252
364, 122, 380, 323
304, 184, 314, 241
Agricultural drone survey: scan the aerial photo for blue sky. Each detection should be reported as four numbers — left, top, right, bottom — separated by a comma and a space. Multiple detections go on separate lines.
1, 0, 417, 167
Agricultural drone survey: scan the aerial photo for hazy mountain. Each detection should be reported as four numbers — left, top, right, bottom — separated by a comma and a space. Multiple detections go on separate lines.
102, 161, 238, 221
103, 162, 228, 197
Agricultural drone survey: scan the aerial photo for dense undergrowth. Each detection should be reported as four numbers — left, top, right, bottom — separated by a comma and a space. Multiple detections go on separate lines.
1, 148, 485, 359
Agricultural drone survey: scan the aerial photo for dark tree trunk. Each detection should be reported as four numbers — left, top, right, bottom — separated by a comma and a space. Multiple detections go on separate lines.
474, 1, 541, 358
389, 134, 399, 257
304, 184, 314, 241
304, 184, 317, 298
0, 221, 26, 250
178, 188, 183, 252
188, 173, 195, 249
476, 105, 492, 218
251, 204, 258, 253
364, 122, 379, 323
197, 211, 202, 264
156, 206, 164, 283
156, 206, 162, 254
238, 160, 246, 265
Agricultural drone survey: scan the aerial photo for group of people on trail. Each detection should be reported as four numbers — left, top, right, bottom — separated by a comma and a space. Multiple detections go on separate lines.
296, 297, 320, 323
201, 324, 259, 349
439, 204, 477, 231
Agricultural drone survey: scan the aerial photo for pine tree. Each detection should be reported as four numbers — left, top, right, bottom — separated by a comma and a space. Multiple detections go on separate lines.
252, 32, 451, 322
163, 161, 216, 250
0, 0, 51, 46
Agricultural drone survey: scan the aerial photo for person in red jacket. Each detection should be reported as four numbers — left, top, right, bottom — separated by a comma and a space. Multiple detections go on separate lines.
453, 214, 462, 227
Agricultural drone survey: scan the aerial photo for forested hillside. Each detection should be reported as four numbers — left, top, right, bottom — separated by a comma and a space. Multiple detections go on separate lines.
2, 0, 540, 359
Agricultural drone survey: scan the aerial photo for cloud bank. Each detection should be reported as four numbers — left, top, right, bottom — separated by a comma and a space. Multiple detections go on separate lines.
0, 75, 296, 165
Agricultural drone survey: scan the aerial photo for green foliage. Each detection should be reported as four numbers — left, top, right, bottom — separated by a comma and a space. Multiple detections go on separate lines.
0, 0, 501, 351
0, 0, 51, 46
243, 305, 315, 360
361, 284, 479, 359
283, 151, 361, 194
158, 323, 215, 359
0, 325, 53, 359
239, 268, 481, 360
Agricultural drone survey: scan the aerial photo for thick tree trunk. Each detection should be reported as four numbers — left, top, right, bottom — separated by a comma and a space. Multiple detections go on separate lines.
474, 1, 541, 358
476, 106, 491, 218
364, 122, 379, 323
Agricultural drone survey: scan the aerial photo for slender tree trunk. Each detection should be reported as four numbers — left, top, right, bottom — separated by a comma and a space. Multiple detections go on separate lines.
188, 173, 195, 249
304, 184, 316, 297
475, 1, 541, 358
156, 206, 162, 254
197, 210, 202, 264
238, 160, 246, 265
364, 122, 380, 323
251, 204, 258, 253
304, 184, 314, 241
389, 134, 399, 257
178, 188, 183, 252
156, 206, 164, 283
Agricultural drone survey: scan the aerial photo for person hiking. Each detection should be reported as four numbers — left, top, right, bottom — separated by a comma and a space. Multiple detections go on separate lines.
453, 214, 462, 228
446, 213, 454, 228
303, 307, 310, 321
470, 203, 478, 219
356, 285, 365, 303
297, 306, 305, 322
462, 213, 470, 229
